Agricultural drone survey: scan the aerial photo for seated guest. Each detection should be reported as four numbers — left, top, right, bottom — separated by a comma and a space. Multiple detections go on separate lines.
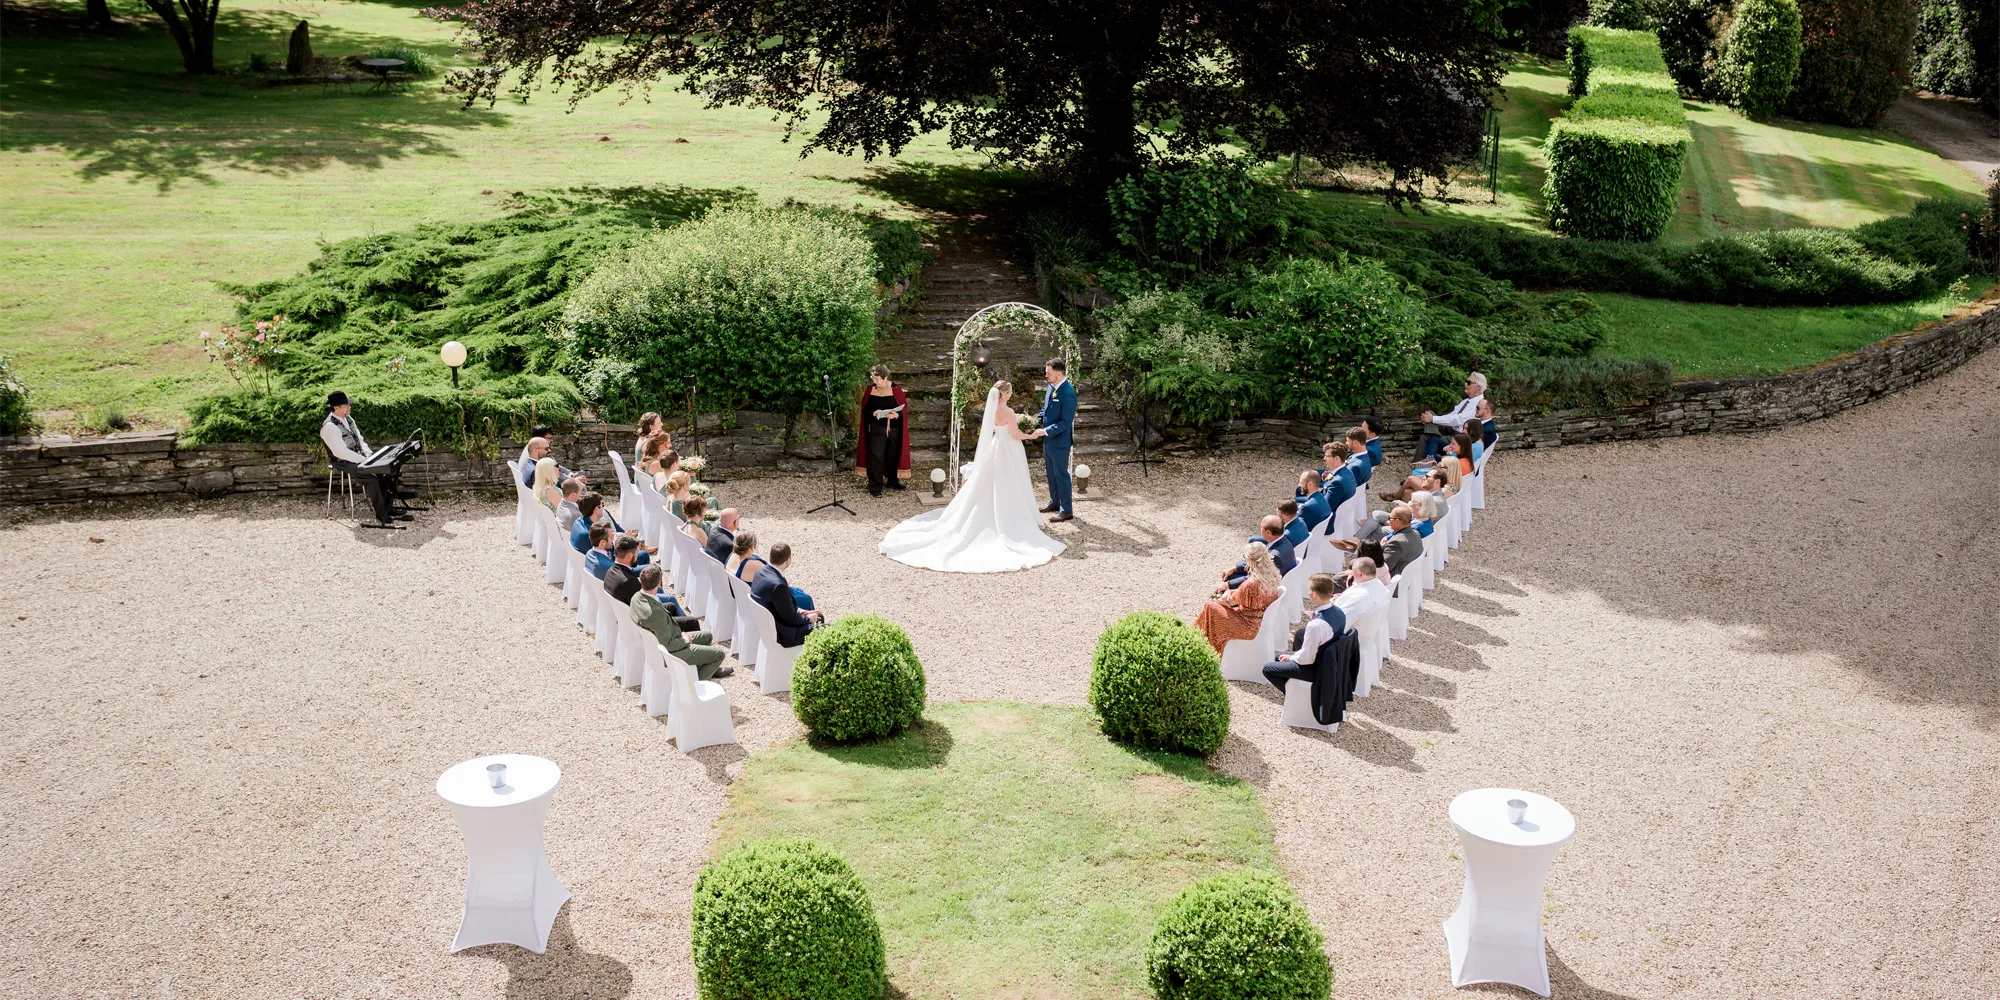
1381, 465, 1447, 505
705, 508, 740, 563
1260, 573, 1346, 691
633, 412, 662, 471
584, 525, 618, 579
570, 492, 651, 565
1295, 471, 1332, 531
1315, 445, 1357, 520
1478, 398, 1498, 452
519, 431, 583, 488
1342, 427, 1374, 497
1420, 372, 1486, 460
1445, 433, 1475, 479
1410, 491, 1438, 538
532, 456, 563, 512
1334, 557, 1392, 614
631, 565, 731, 679
731, 531, 816, 611
1360, 417, 1387, 467
1194, 542, 1282, 654
554, 477, 584, 531
750, 542, 823, 648
640, 442, 681, 494
601, 536, 646, 603
680, 496, 710, 546
664, 471, 693, 521
1223, 515, 1294, 589
1278, 499, 1308, 547
1378, 505, 1425, 578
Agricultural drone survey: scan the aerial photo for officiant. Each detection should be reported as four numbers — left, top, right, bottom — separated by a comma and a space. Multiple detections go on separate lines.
856, 364, 911, 497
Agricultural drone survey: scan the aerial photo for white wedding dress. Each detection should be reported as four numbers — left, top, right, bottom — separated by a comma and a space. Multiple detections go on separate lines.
880, 386, 1066, 573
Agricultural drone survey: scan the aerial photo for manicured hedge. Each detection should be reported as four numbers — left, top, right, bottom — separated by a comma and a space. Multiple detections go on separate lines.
1545, 27, 1691, 241
791, 615, 928, 742
1146, 870, 1331, 1000
1087, 611, 1231, 757
691, 839, 885, 1000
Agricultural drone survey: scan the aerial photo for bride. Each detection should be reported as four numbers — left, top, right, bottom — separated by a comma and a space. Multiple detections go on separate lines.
880, 381, 1066, 573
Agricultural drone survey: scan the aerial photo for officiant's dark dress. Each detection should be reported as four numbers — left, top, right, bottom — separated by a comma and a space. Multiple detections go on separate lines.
857, 383, 911, 494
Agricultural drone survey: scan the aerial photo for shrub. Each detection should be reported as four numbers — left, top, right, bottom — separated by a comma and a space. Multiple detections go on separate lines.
1233, 256, 1426, 419
1490, 355, 1676, 412
184, 374, 582, 446
691, 839, 885, 1000
1654, 0, 1724, 94
1145, 870, 1331, 1000
1914, 0, 1983, 97
1092, 290, 1264, 426
1587, 0, 1653, 29
363, 46, 440, 79
1710, 0, 1803, 118
1545, 28, 1691, 240
562, 206, 879, 415
0, 355, 32, 436
1088, 611, 1230, 757
1109, 161, 1264, 273
791, 615, 928, 742
1784, 0, 1918, 126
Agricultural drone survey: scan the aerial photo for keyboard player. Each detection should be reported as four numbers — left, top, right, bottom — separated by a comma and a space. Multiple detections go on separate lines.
319, 391, 405, 525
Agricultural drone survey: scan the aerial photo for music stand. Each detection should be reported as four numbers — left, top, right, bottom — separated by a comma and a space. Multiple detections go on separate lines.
1117, 360, 1160, 478
805, 373, 856, 516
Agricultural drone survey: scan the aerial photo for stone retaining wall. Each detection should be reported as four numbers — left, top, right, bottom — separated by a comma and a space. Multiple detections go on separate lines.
3, 299, 1995, 506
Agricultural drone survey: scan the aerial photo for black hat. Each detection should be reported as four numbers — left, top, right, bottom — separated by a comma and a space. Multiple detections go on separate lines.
326, 391, 350, 408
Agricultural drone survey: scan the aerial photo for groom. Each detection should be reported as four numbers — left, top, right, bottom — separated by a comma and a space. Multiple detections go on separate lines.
1032, 358, 1077, 523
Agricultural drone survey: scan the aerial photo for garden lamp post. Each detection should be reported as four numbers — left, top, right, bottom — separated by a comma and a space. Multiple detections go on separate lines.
440, 341, 467, 389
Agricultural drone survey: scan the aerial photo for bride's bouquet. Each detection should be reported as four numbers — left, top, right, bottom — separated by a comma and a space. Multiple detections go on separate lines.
681, 455, 707, 475
1017, 413, 1041, 434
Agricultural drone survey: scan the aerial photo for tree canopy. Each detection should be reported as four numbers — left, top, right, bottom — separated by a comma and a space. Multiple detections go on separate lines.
440, 0, 1505, 197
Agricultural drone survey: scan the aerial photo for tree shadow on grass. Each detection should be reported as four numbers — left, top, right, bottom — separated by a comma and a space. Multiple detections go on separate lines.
837, 161, 1058, 230
808, 715, 954, 769
1, 3, 507, 191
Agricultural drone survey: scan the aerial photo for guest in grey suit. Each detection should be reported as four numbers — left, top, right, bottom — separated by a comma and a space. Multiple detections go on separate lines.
1378, 506, 1425, 577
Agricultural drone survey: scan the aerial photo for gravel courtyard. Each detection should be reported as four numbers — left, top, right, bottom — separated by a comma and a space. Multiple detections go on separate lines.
5, 346, 1998, 1000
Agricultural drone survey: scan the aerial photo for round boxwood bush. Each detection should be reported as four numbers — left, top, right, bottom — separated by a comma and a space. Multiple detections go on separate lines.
1087, 611, 1230, 756
691, 838, 886, 1000
792, 615, 927, 742
1146, 870, 1331, 1000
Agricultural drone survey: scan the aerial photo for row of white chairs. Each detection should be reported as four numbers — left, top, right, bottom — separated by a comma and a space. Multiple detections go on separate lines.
1216, 446, 1495, 733
507, 455, 805, 754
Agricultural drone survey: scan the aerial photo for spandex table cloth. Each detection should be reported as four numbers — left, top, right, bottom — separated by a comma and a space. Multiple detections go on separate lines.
437, 754, 570, 953
1442, 787, 1576, 996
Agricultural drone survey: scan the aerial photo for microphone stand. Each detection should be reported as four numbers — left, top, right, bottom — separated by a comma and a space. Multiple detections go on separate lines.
805, 373, 856, 516
1117, 360, 1159, 478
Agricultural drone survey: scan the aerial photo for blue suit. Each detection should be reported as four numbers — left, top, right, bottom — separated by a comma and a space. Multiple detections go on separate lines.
585, 548, 615, 579
1282, 515, 1309, 548
1038, 378, 1077, 515
1296, 490, 1332, 531
1319, 465, 1356, 527
1365, 437, 1383, 467
1227, 533, 1296, 586
571, 515, 647, 565
1345, 454, 1373, 493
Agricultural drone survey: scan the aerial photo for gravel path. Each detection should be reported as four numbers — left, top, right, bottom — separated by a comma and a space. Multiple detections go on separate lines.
4, 348, 1997, 999
1881, 92, 2000, 185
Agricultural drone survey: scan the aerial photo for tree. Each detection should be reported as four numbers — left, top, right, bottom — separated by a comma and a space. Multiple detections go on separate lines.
1783, 0, 1918, 126
441, 0, 1504, 199
142, 0, 223, 74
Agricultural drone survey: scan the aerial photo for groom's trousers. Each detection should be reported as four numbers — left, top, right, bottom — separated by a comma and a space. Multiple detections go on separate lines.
1044, 439, 1073, 514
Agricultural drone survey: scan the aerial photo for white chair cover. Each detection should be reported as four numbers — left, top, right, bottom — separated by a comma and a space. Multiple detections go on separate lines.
1220, 585, 1288, 684
667, 653, 734, 753
1280, 679, 1337, 732
606, 451, 637, 528
742, 597, 797, 695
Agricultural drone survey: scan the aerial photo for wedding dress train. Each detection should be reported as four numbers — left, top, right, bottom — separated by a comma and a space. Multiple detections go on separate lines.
880, 387, 1066, 573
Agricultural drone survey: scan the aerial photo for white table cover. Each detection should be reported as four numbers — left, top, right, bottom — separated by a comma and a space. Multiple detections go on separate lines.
1442, 787, 1576, 996
437, 754, 570, 953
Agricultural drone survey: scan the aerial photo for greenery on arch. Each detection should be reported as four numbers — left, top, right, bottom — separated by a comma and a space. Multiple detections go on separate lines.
947, 303, 1082, 489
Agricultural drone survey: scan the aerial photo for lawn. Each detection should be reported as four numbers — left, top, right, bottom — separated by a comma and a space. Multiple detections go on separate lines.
0, 0, 974, 429
710, 701, 1282, 1000
1594, 279, 1995, 377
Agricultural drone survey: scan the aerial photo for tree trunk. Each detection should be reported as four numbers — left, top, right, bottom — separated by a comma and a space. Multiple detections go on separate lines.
86, 0, 113, 28
141, 0, 218, 74
1071, 9, 1161, 198
286, 20, 312, 75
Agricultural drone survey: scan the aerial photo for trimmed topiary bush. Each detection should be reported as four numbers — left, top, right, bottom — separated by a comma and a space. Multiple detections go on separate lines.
1784, 0, 1919, 126
1146, 869, 1331, 1000
1088, 611, 1230, 757
792, 615, 928, 742
562, 206, 881, 415
1545, 27, 1692, 241
691, 838, 886, 1000
1711, 0, 1803, 119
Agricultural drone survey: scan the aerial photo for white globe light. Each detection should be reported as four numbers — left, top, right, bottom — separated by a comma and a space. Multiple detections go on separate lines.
439, 341, 468, 368
1074, 464, 1092, 479
929, 468, 946, 483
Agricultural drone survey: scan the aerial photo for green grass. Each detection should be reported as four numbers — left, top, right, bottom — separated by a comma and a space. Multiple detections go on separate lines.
0, 0, 974, 430
711, 701, 1282, 1000
1594, 279, 1994, 376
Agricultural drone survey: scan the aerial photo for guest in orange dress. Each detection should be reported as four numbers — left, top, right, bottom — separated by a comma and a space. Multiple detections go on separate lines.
1194, 542, 1283, 653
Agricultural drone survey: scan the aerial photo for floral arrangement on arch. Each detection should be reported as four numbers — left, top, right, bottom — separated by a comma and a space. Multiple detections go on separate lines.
199, 316, 288, 394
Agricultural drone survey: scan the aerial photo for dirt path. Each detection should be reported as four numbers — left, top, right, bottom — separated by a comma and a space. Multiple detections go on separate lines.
1881, 93, 2000, 185
4, 345, 1998, 998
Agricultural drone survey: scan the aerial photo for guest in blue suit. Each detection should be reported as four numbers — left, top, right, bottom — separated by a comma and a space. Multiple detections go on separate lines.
1318, 445, 1357, 523
1224, 516, 1295, 588
1279, 498, 1309, 548
1032, 358, 1078, 521
583, 524, 617, 579
1343, 427, 1374, 497
750, 542, 823, 648
1294, 470, 1333, 531
569, 493, 649, 566
1361, 417, 1387, 467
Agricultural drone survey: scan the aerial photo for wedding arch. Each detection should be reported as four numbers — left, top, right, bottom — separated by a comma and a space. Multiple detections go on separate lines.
948, 302, 1083, 492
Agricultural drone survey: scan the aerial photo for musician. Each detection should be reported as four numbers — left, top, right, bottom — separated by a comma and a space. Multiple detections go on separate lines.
319, 391, 401, 524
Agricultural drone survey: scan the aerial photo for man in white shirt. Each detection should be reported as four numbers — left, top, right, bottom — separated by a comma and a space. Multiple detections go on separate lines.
1261, 573, 1346, 692
1334, 557, 1392, 618
318, 391, 399, 524
1418, 371, 1486, 460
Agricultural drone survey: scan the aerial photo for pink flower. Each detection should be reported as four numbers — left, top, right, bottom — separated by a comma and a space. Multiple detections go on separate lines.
254, 332, 265, 343
200, 331, 211, 340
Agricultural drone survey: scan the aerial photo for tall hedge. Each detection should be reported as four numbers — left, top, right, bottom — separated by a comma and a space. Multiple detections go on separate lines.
1784, 0, 1919, 126
1711, 0, 1804, 119
1545, 28, 1692, 241
561, 206, 881, 416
